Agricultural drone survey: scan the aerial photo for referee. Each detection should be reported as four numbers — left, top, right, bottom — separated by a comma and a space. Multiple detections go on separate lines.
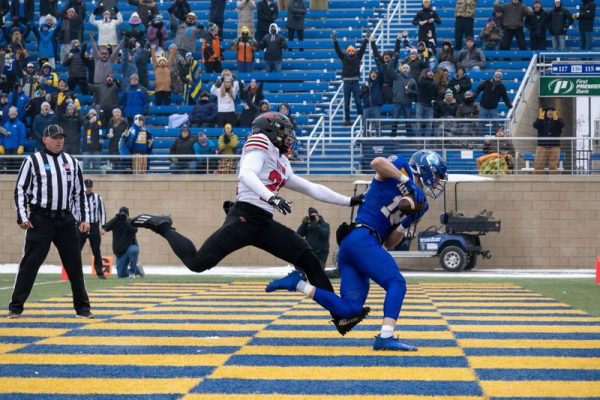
80, 179, 107, 280
8, 124, 94, 319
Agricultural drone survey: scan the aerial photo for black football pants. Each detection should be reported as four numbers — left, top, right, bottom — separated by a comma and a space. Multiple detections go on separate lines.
79, 222, 104, 276
9, 211, 91, 315
160, 201, 335, 293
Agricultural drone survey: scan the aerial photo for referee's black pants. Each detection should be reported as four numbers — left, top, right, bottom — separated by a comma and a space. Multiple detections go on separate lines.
159, 201, 335, 293
79, 222, 104, 276
9, 211, 91, 315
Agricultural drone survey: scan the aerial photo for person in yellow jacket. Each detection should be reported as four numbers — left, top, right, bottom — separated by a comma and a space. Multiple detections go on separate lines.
215, 123, 239, 174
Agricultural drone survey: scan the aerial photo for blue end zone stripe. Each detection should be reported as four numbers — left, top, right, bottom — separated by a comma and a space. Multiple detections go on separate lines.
446, 320, 600, 326
11, 345, 240, 355
264, 324, 449, 331
0, 365, 214, 378
225, 355, 469, 367
64, 329, 255, 337
248, 338, 458, 347
476, 369, 600, 381
455, 332, 600, 340
465, 348, 600, 357
0, 337, 45, 344
0, 395, 181, 400
192, 379, 483, 395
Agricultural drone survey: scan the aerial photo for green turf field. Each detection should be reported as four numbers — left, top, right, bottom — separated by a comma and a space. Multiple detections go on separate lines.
2, 274, 599, 316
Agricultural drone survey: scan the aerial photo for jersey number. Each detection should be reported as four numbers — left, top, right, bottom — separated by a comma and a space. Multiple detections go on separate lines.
380, 195, 406, 226
265, 170, 287, 192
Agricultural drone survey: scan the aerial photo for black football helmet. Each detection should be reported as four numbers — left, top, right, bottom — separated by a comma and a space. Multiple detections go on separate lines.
252, 111, 296, 154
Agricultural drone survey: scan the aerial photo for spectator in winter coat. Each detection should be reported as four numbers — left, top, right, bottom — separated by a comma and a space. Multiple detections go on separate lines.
457, 36, 486, 71
175, 12, 204, 56
190, 91, 218, 127
39, 62, 60, 94
0, 106, 26, 171
7, 83, 28, 121
473, 70, 512, 119
20, 62, 39, 99
237, 0, 256, 36
32, 101, 57, 149
479, 18, 503, 50
232, 26, 259, 72
525, 1, 547, 50
127, 0, 159, 27
402, 48, 428, 82
360, 69, 384, 135
38, 15, 57, 67
455, 0, 477, 49
387, 61, 417, 136
256, 0, 278, 44
151, 44, 177, 105
238, 80, 263, 126
437, 41, 457, 71
121, 12, 147, 47
168, 0, 191, 37
90, 33, 125, 84
545, 0, 573, 49
81, 108, 104, 170
147, 14, 169, 51
64, 0, 86, 39
62, 40, 89, 94
57, 8, 82, 61
573, 0, 596, 50
215, 123, 239, 174
434, 89, 457, 118
89, 10, 123, 47
50, 79, 81, 116
202, 23, 223, 73
497, 0, 533, 50
533, 106, 563, 174
209, 0, 227, 38
92, 74, 120, 126
287, 0, 306, 42
107, 108, 128, 171
447, 66, 472, 104
370, 38, 402, 104
412, 0, 441, 43
193, 132, 217, 173
120, 44, 145, 92
260, 23, 287, 72
333, 31, 369, 124
416, 69, 438, 135
123, 114, 153, 174
210, 71, 240, 126
58, 102, 83, 154
121, 74, 149, 122
455, 89, 479, 136
169, 126, 197, 172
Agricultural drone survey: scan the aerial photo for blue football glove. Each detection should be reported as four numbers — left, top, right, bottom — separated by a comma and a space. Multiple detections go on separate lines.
405, 180, 427, 205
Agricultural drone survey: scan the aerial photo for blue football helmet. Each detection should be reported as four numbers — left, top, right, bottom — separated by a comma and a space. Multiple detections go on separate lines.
409, 150, 448, 199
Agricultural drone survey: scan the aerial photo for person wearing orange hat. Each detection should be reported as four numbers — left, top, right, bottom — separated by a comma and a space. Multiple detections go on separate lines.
332, 30, 369, 125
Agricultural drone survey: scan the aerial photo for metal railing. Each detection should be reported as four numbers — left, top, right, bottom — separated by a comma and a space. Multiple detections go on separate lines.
298, 114, 326, 174
327, 81, 344, 137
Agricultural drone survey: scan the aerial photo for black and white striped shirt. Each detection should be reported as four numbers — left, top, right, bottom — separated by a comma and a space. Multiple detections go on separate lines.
14, 150, 88, 224
86, 192, 106, 225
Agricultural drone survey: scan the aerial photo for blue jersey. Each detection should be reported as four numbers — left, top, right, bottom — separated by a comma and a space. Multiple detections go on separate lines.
355, 155, 415, 241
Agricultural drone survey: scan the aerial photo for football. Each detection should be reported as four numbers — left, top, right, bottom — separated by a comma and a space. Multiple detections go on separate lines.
398, 195, 426, 214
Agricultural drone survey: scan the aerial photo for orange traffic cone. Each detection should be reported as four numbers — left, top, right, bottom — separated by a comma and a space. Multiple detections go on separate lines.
61, 266, 68, 281
596, 257, 600, 284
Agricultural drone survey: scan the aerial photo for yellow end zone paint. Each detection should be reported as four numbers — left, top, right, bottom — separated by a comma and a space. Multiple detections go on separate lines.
0, 378, 201, 394
0, 354, 229, 366
236, 345, 464, 357
37, 336, 252, 347
459, 339, 600, 349
469, 356, 600, 369
480, 381, 600, 397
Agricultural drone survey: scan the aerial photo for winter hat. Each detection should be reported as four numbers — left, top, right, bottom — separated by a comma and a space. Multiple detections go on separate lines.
41, 101, 51, 109
129, 12, 142, 25
487, 17, 496, 23
224, 123, 233, 131
308, 207, 318, 215
119, 206, 129, 215
67, 103, 76, 111
102, 10, 112, 17
186, 12, 197, 18
84, 178, 93, 188
153, 14, 163, 22
241, 25, 250, 33
346, 45, 356, 53
26, 62, 34, 68
409, 47, 418, 54
130, 73, 139, 80
185, 52, 193, 58
445, 89, 454, 97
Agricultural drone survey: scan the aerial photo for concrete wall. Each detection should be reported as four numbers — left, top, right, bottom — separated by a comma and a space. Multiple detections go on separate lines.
1, 174, 599, 270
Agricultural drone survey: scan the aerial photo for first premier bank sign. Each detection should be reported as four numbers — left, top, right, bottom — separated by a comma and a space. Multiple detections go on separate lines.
540, 76, 600, 97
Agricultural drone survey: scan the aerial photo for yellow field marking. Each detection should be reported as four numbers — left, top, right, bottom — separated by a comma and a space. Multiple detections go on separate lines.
0, 328, 68, 337
11, 309, 132, 316
270, 318, 447, 326
0, 378, 201, 394
237, 345, 464, 357
210, 366, 476, 381
111, 313, 280, 321
446, 315, 600, 322
43, 297, 164, 303
284, 311, 442, 317
430, 296, 548, 301
24, 302, 141, 308
183, 395, 486, 400
450, 324, 600, 333
255, 330, 455, 340
0, 354, 228, 366
480, 381, 600, 397
437, 308, 587, 315
170, 301, 299, 306
149, 306, 289, 312
2, 317, 104, 324
37, 336, 252, 347
434, 302, 571, 307
469, 356, 600, 369
459, 339, 600, 348
0, 344, 25, 353
292, 305, 437, 311
80, 322, 267, 331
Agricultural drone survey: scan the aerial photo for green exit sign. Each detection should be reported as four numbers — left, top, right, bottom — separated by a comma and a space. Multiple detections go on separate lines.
540, 76, 600, 97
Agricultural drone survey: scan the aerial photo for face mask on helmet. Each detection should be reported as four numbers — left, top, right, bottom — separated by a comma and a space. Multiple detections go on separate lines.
251, 112, 296, 155
409, 150, 448, 199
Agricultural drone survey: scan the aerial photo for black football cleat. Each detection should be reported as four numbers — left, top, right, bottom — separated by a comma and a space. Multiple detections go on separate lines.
332, 306, 371, 336
130, 214, 173, 233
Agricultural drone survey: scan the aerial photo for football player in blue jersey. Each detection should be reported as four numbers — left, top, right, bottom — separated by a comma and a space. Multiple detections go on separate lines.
266, 150, 448, 351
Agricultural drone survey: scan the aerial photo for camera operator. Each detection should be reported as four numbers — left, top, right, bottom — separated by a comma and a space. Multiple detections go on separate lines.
103, 206, 144, 278
296, 207, 330, 269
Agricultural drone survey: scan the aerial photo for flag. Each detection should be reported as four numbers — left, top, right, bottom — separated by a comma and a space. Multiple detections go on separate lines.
185, 59, 202, 105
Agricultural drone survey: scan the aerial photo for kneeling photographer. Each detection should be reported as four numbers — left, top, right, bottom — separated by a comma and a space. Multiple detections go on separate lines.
104, 207, 143, 278
296, 207, 330, 269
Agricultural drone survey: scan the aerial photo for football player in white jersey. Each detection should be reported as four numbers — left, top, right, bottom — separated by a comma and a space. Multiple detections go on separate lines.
131, 112, 364, 333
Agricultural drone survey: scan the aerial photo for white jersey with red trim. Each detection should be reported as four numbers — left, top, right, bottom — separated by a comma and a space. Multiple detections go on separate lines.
237, 133, 293, 213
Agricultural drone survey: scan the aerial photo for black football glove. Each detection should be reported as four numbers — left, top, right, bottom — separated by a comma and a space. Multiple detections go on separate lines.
268, 195, 292, 215
349, 193, 364, 207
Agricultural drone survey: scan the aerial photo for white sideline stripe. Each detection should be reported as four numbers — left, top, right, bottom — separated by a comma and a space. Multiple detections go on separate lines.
0, 280, 64, 291
0, 264, 595, 279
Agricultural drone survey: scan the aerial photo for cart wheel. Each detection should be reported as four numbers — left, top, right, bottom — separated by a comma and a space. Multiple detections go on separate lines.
464, 253, 478, 271
440, 246, 467, 272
